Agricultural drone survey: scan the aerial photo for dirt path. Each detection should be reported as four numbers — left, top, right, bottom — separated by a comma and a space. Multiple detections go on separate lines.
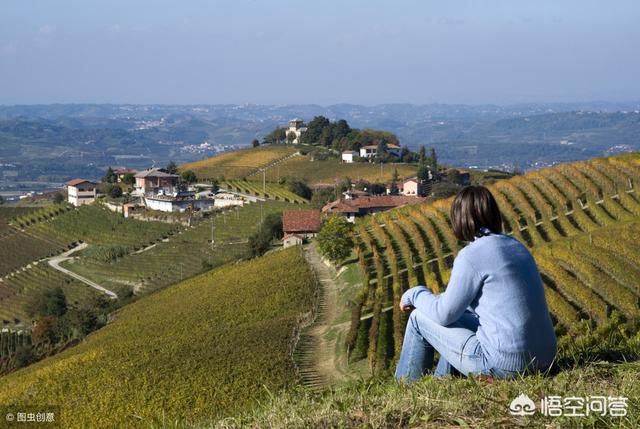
48, 243, 118, 300
298, 243, 349, 389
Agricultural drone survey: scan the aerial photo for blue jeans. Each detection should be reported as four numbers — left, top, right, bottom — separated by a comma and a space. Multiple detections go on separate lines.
394, 310, 518, 382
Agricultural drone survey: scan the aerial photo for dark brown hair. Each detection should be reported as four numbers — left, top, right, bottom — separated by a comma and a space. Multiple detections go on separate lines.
450, 186, 503, 242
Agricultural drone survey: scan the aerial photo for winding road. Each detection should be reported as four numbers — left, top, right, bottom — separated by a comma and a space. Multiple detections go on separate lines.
47, 243, 118, 299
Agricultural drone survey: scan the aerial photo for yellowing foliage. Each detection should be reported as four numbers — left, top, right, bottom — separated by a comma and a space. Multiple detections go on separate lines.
348, 154, 640, 371
0, 247, 317, 428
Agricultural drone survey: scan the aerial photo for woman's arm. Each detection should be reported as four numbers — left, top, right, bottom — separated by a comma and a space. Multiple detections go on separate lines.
400, 254, 483, 326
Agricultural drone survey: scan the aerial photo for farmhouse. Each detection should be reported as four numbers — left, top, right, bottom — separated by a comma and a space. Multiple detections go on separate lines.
400, 177, 431, 197
322, 194, 425, 222
66, 179, 97, 206
135, 169, 179, 195
282, 209, 322, 247
359, 143, 401, 159
144, 191, 215, 213
285, 118, 307, 144
341, 151, 357, 163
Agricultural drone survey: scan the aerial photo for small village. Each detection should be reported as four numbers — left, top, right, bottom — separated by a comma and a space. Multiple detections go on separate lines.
64, 118, 472, 249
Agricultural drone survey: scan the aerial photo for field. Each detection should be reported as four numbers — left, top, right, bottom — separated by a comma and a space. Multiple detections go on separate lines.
64, 200, 297, 296
221, 180, 309, 204
30, 204, 177, 248
0, 263, 100, 328
0, 205, 184, 328
180, 145, 298, 180
252, 154, 418, 185
345, 154, 640, 373
0, 205, 177, 278
0, 247, 318, 428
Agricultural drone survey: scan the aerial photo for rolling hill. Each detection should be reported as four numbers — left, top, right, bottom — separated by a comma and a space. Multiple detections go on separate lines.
0, 247, 318, 428
181, 143, 419, 185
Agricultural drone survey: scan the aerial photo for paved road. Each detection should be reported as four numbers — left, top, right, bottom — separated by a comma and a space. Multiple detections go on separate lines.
48, 243, 118, 300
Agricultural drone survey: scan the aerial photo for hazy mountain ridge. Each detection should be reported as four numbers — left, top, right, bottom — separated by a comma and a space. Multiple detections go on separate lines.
1, 103, 639, 188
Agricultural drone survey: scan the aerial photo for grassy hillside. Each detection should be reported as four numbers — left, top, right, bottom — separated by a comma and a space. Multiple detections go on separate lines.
181, 143, 419, 185
215, 361, 640, 428
0, 205, 177, 278
0, 204, 182, 327
255, 155, 418, 185
347, 154, 640, 373
181, 145, 298, 180
221, 180, 309, 204
0, 264, 99, 327
64, 200, 296, 296
0, 247, 318, 428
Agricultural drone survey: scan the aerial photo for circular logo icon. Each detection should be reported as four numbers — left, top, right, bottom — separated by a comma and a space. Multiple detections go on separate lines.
6, 413, 15, 422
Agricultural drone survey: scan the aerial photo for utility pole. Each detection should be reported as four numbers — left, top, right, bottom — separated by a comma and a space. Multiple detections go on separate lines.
263, 169, 266, 194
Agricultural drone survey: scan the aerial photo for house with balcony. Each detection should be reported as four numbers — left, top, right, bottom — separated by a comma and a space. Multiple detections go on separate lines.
134, 169, 179, 195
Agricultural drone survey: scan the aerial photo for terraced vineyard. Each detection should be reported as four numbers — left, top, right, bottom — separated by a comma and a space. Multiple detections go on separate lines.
0, 205, 178, 277
346, 155, 640, 373
181, 145, 298, 180
0, 264, 99, 328
65, 201, 297, 296
0, 247, 317, 428
222, 180, 308, 204
253, 154, 418, 185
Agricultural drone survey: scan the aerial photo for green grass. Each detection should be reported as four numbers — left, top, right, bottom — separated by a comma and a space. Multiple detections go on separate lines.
0, 247, 318, 428
202, 361, 640, 428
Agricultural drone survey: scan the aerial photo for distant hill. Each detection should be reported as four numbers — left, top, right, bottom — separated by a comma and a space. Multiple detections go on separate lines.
2, 103, 640, 189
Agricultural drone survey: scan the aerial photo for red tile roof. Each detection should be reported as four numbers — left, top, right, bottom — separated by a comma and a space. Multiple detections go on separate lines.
322, 195, 425, 214
283, 210, 322, 233
66, 178, 94, 186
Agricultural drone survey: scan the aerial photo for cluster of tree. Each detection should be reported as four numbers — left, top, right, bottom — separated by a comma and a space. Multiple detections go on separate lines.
248, 212, 283, 257
14, 287, 111, 370
316, 216, 354, 263
280, 178, 312, 200
261, 116, 435, 164
416, 145, 438, 183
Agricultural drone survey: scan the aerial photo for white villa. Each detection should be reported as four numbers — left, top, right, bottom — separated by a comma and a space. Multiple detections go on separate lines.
359, 143, 402, 159
66, 179, 97, 206
285, 118, 307, 144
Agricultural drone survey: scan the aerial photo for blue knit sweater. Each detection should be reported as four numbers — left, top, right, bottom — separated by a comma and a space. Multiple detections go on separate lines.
401, 232, 557, 371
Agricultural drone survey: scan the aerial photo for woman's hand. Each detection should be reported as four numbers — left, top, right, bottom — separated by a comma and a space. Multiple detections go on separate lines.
400, 303, 415, 313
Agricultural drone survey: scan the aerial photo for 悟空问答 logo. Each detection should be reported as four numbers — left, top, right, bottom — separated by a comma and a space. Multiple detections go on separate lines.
509, 393, 536, 416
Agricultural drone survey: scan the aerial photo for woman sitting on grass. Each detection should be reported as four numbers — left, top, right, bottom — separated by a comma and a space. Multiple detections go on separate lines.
395, 186, 557, 382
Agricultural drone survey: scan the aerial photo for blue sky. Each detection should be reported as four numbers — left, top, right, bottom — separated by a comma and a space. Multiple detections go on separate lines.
1, 0, 639, 105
